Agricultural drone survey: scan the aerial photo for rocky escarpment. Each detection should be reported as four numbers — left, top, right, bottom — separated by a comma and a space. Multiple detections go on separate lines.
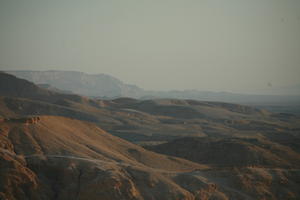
1, 116, 41, 124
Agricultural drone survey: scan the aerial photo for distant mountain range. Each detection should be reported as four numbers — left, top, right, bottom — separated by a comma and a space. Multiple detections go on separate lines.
6, 70, 300, 109
6, 70, 145, 98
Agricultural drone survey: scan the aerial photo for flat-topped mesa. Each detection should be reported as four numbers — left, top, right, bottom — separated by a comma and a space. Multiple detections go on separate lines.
2, 116, 41, 124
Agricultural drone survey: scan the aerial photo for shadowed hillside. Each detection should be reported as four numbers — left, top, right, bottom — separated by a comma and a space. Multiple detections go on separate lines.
0, 72, 89, 104
146, 137, 300, 168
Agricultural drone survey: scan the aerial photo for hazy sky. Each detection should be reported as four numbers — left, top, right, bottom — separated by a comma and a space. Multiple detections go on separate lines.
0, 0, 300, 94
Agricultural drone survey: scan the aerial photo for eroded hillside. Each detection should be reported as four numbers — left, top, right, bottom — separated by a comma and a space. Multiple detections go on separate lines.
1, 72, 300, 199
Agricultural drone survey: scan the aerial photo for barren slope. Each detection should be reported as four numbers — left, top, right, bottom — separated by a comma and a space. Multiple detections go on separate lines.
0, 116, 212, 200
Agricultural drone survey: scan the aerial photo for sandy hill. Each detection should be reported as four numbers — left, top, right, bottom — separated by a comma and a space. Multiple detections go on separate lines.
0, 115, 209, 200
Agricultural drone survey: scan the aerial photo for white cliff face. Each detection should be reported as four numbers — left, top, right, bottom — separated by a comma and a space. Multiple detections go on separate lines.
6, 70, 145, 98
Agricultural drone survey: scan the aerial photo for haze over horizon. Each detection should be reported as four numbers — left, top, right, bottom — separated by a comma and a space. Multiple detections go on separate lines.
1, 0, 300, 95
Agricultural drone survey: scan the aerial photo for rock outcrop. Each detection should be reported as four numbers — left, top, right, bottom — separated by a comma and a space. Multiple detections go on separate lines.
2, 117, 41, 124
